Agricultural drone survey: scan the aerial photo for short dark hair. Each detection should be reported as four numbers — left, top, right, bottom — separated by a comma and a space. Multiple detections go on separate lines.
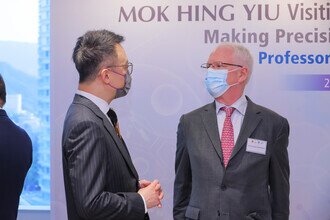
0, 73, 6, 105
72, 30, 124, 83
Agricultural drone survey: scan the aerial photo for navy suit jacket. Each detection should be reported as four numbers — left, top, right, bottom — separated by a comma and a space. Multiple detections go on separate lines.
0, 109, 32, 220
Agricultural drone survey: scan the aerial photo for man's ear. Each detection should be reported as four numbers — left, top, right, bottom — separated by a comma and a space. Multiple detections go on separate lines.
238, 67, 248, 83
99, 68, 111, 84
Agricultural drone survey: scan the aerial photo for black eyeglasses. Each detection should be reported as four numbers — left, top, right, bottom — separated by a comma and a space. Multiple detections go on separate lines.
107, 62, 133, 75
201, 61, 243, 69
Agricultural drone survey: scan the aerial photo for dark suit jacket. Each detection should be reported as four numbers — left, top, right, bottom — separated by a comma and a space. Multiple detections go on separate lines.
173, 97, 290, 220
62, 95, 147, 220
0, 109, 32, 220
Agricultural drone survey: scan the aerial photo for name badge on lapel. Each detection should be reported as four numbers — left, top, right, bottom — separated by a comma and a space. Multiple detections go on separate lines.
246, 138, 267, 155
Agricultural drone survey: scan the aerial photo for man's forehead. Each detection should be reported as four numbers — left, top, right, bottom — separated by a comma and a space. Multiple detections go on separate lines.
208, 46, 234, 62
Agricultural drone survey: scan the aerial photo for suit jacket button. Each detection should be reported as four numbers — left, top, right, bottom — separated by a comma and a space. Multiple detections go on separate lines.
221, 184, 227, 191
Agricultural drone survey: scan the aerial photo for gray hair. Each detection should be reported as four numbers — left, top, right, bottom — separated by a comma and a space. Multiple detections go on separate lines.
215, 43, 254, 78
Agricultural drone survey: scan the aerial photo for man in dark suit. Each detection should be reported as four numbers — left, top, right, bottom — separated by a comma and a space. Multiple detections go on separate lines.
62, 30, 163, 220
173, 43, 290, 220
0, 74, 32, 220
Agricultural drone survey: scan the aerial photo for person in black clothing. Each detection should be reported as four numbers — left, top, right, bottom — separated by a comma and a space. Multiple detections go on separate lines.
0, 73, 32, 220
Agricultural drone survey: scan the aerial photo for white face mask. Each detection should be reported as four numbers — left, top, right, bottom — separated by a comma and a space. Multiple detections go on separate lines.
204, 68, 240, 98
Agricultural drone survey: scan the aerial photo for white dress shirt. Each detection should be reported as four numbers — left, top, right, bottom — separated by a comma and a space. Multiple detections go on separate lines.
215, 95, 248, 144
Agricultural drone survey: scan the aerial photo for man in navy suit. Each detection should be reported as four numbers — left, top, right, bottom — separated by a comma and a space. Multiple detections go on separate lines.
174, 43, 290, 220
0, 74, 32, 220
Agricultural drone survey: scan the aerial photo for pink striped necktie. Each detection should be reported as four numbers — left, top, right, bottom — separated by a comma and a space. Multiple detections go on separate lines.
221, 107, 235, 168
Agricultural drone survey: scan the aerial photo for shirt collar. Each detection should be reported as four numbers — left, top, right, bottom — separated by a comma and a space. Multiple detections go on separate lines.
215, 94, 248, 116
76, 90, 110, 115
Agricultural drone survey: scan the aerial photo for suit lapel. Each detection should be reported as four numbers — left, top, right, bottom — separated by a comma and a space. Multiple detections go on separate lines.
101, 115, 139, 180
73, 95, 139, 180
201, 102, 223, 162
229, 97, 262, 161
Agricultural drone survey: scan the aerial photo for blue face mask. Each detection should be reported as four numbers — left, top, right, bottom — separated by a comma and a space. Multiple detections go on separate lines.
204, 68, 239, 98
